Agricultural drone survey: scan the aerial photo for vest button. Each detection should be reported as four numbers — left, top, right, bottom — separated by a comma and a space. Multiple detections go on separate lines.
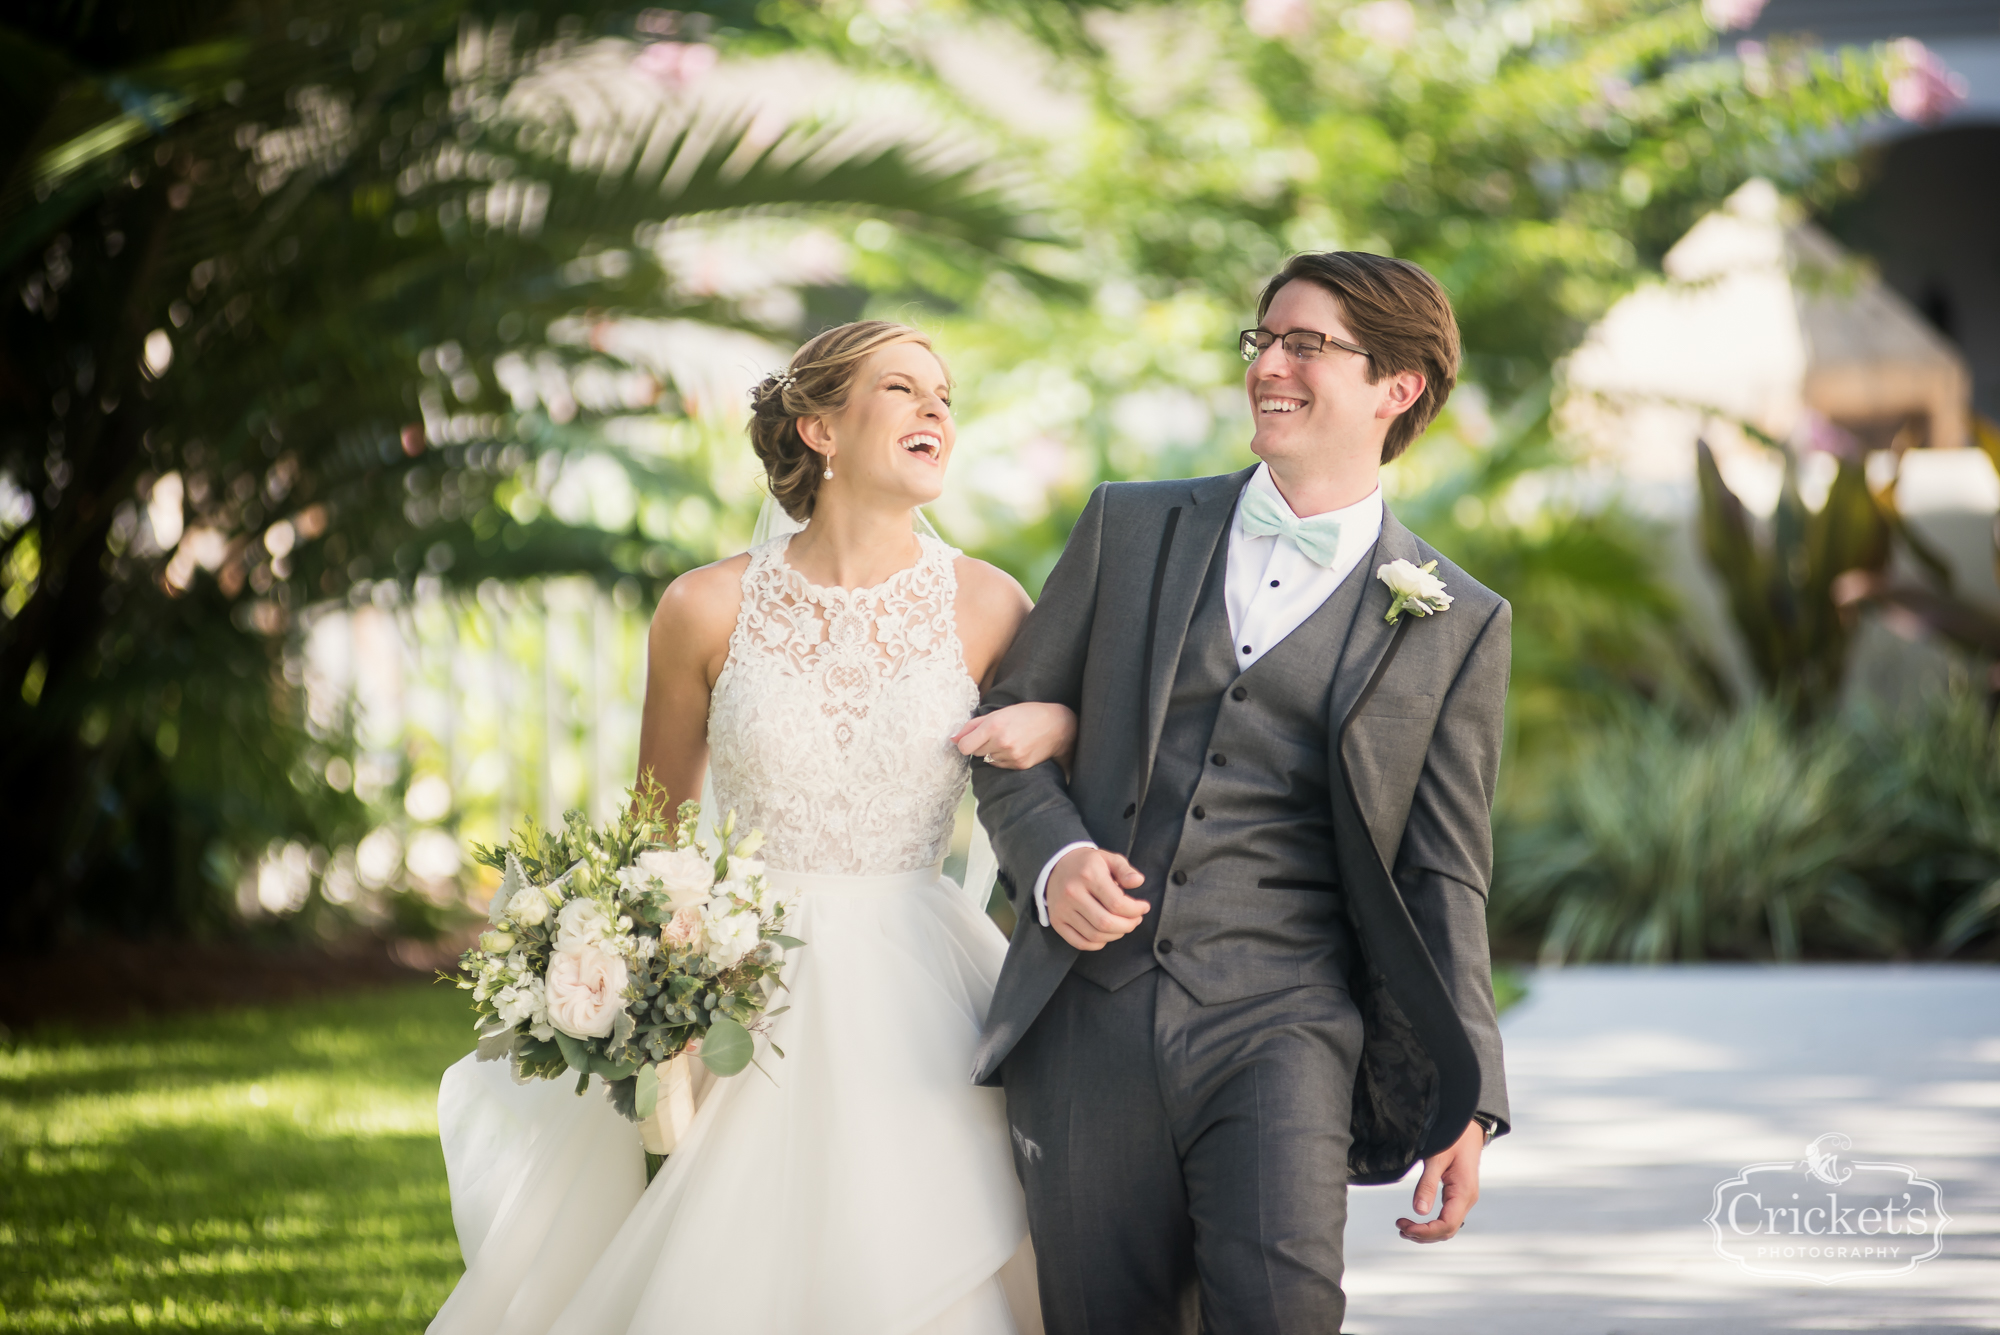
1231, 686, 1247, 701
1157, 939, 1175, 954
1123, 802, 1136, 818
1172, 869, 1188, 885
1191, 805, 1206, 819
1211, 752, 1226, 766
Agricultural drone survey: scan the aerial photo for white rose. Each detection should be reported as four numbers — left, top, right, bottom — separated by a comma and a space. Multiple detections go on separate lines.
544, 942, 630, 1039
506, 884, 549, 927
701, 902, 762, 968
555, 897, 612, 948
636, 847, 716, 911
1377, 558, 1449, 602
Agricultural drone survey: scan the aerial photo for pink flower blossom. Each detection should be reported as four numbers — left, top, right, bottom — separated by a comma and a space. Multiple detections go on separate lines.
1702, 0, 1767, 33
635, 40, 718, 91
661, 904, 705, 948
1887, 39, 1968, 125
1348, 0, 1416, 50
1243, 0, 1310, 40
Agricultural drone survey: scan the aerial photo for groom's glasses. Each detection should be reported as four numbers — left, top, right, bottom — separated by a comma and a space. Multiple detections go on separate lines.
1239, 328, 1372, 363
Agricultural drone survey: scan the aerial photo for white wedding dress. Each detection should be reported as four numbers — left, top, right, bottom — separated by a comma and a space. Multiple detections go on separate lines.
428, 532, 1039, 1335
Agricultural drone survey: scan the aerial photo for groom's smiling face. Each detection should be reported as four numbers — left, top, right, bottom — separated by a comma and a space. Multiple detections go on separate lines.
1245, 279, 1411, 476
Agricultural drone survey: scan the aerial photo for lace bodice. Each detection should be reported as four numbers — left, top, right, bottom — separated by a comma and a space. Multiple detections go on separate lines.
706, 532, 979, 876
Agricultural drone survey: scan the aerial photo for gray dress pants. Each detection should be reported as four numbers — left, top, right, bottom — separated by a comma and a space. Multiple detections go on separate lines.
1001, 968, 1365, 1335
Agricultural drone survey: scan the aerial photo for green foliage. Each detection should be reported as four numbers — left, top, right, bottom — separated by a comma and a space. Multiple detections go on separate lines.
1849, 692, 2000, 958
1695, 439, 1891, 717
1493, 693, 2000, 963
0, 0, 1034, 943
900, 0, 1895, 752
1, 0, 1914, 945
0, 984, 471, 1333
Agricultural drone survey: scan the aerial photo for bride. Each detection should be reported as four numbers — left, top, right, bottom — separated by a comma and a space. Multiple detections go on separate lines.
429, 320, 1073, 1335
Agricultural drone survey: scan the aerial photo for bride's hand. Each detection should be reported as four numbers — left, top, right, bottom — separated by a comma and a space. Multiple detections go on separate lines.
952, 703, 1077, 772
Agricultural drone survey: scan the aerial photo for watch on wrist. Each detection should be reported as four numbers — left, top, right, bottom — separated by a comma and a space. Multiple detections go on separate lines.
1471, 1113, 1498, 1146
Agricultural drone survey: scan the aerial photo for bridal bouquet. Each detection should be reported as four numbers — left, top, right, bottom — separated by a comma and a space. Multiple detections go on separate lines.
455, 790, 799, 1137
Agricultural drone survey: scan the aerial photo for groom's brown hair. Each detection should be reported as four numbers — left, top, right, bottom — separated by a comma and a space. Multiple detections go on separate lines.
1255, 252, 1460, 463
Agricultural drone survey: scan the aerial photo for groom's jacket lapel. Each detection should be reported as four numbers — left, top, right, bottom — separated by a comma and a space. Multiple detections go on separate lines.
1329, 508, 1417, 866
1326, 505, 1484, 1171
1133, 467, 1252, 826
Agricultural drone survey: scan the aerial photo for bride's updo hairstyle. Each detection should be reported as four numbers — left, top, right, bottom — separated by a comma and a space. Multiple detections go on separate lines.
748, 320, 950, 521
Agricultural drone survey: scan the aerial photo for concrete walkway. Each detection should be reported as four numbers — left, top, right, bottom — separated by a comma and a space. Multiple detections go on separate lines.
1342, 966, 2000, 1333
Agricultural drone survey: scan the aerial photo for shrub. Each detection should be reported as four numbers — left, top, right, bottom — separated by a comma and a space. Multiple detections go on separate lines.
1493, 693, 2000, 963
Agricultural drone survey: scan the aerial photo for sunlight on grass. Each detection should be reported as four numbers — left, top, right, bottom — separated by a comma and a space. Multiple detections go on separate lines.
0, 985, 475, 1333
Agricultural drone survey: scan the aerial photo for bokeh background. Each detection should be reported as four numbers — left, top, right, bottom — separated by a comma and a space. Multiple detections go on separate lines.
3, 0, 1998, 1329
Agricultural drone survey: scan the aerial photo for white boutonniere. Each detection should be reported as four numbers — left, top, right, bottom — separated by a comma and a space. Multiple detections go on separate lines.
1377, 558, 1453, 623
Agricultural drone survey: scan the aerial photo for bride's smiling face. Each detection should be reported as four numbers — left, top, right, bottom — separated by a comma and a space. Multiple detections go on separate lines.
800, 341, 954, 509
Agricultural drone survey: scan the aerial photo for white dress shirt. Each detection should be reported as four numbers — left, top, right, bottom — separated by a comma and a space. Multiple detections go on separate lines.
1031, 466, 1384, 925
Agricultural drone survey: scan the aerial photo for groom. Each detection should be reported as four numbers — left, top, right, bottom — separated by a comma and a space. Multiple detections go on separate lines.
970, 251, 1510, 1333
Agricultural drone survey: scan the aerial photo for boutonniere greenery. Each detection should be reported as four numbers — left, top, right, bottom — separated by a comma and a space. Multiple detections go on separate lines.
1377, 558, 1454, 623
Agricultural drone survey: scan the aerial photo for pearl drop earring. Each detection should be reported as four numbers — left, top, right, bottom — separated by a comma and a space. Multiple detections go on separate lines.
823, 456, 834, 481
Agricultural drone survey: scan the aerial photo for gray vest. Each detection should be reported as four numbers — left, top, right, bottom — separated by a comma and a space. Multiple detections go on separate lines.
1071, 527, 1373, 1002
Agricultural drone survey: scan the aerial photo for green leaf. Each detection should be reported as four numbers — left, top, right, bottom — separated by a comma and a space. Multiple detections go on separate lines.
554, 1031, 592, 1075
633, 1062, 660, 1120
698, 1016, 754, 1078
593, 1054, 640, 1081
769, 935, 806, 950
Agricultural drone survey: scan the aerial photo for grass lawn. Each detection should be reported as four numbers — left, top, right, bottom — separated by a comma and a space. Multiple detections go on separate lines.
0, 961, 1530, 1332
1, 983, 475, 1333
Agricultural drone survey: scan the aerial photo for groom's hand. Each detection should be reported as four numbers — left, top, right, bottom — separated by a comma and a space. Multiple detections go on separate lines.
1395, 1117, 1484, 1243
1047, 847, 1148, 951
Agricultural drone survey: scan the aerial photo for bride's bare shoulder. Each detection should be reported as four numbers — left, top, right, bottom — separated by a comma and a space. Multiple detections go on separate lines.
649, 552, 752, 654
953, 557, 1031, 672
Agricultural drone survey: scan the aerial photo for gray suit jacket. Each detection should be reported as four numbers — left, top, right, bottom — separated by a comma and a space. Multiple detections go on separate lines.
971, 467, 1511, 1183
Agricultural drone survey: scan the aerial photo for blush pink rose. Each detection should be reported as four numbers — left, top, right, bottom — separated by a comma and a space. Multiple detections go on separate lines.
660, 904, 705, 949
545, 943, 630, 1039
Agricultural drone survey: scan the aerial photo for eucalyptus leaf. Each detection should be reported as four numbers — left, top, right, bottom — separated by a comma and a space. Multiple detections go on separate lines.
770, 935, 806, 950
633, 1063, 660, 1120
554, 1031, 592, 1075
698, 1016, 755, 1078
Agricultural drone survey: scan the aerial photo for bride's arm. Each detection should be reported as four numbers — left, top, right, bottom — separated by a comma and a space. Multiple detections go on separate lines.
950, 557, 1078, 773
634, 556, 746, 813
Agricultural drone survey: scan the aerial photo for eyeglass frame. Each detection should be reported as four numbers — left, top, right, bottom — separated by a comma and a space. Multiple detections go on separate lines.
1239, 327, 1372, 363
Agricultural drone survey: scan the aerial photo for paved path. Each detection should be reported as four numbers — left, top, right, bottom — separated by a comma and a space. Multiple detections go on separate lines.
1342, 966, 2000, 1333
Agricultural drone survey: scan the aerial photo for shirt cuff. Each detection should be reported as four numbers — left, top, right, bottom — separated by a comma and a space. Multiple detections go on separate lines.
1033, 841, 1099, 928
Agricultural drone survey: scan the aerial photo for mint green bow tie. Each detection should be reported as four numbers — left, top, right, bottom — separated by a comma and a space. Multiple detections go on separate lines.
1239, 485, 1343, 567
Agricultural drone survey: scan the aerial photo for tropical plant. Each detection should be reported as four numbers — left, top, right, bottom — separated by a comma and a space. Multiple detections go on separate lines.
1492, 690, 2000, 963
1694, 438, 1890, 718
0, 0, 1036, 944
1849, 690, 2000, 958
1492, 698, 1883, 963
1831, 418, 2000, 700
1693, 431, 2000, 718
895, 0, 1910, 743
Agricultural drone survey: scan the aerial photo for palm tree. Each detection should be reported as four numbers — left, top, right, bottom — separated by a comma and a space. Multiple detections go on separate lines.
0, 0, 1039, 943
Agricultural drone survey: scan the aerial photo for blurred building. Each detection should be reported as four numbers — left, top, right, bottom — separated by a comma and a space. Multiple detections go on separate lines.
1752, 0, 2000, 421
1563, 177, 1998, 706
